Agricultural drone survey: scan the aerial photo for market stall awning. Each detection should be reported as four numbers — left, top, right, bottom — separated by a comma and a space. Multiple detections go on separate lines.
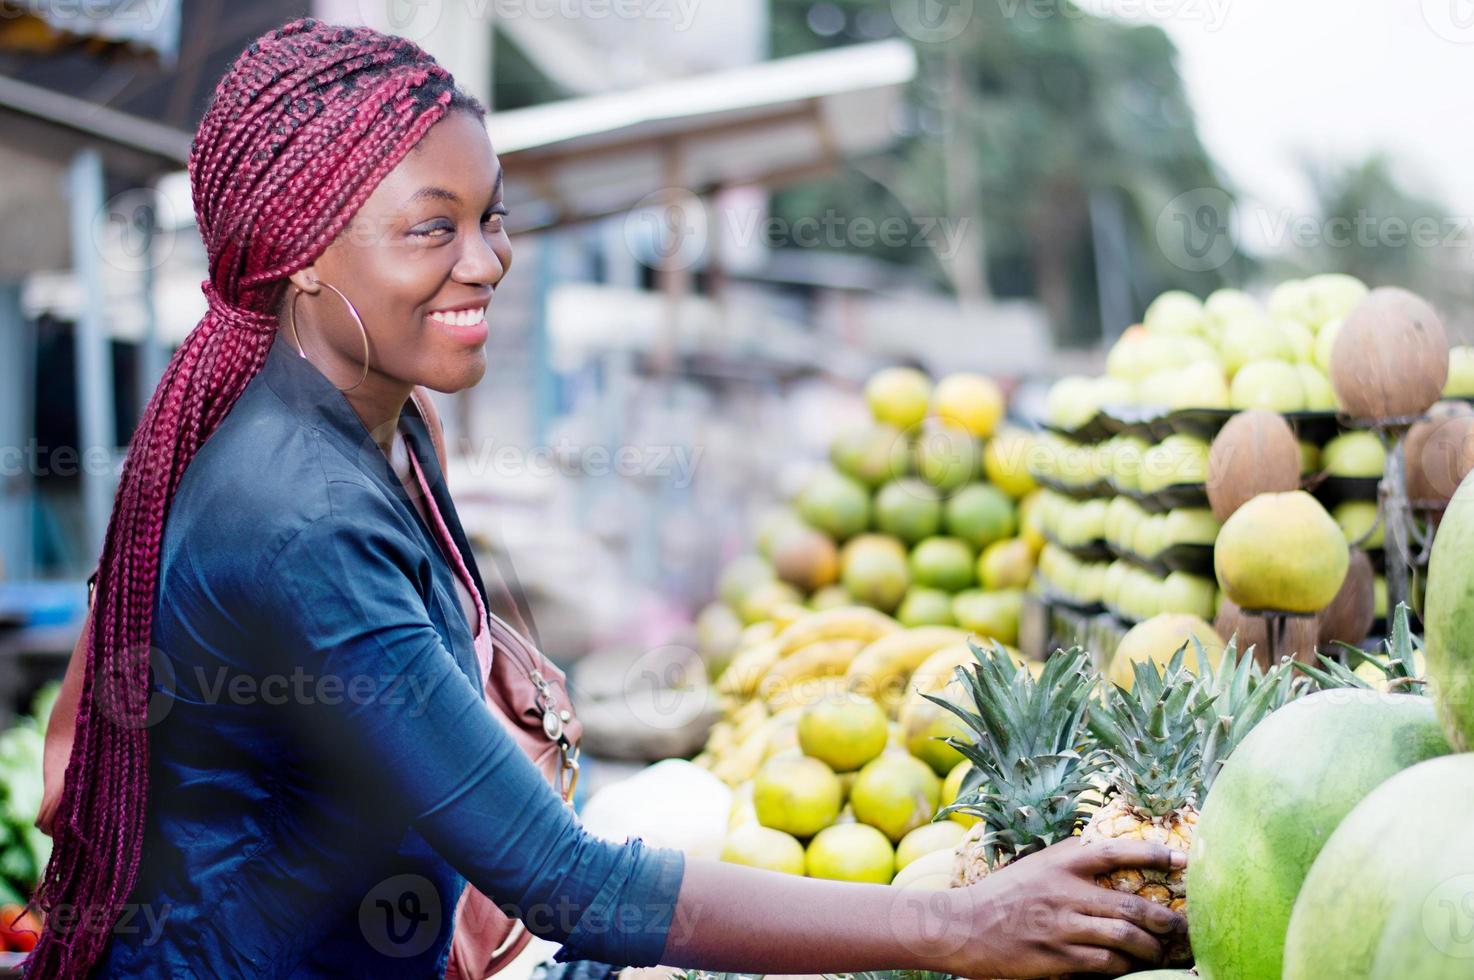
491, 38, 918, 234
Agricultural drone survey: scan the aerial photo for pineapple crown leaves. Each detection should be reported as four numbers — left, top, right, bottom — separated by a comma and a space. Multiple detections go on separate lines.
1087, 642, 1217, 815
1190, 635, 1302, 795
922, 639, 1103, 865
1295, 603, 1426, 695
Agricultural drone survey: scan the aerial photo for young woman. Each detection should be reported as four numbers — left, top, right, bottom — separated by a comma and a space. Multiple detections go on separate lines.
28, 18, 1185, 979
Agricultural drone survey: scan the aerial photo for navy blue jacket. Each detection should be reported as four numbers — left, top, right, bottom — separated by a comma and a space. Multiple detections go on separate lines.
96, 337, 686, 977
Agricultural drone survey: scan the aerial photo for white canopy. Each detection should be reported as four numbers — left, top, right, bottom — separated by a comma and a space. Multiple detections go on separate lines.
493, 38, 917, 233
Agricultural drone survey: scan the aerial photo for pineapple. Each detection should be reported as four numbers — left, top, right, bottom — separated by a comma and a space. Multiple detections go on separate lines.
1083, 638, 1299, 965
1296, 602, 1426, 695
922, 640, 1103, 888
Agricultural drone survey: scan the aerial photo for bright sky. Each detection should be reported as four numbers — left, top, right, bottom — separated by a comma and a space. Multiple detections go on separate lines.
1078, 0, 1474, 247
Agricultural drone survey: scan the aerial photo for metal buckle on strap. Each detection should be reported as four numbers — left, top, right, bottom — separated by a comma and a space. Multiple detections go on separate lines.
558, 737, 580, 805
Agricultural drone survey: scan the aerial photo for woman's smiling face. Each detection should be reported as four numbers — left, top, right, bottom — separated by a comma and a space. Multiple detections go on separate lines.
284, 109, 512, 395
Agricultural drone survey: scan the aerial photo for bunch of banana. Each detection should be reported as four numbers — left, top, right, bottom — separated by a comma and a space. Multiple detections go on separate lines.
773, 606, 901, 657
844, 626, 972, 715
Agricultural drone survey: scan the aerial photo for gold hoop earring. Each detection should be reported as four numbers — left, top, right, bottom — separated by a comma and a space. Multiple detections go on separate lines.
287, 281, 371, 392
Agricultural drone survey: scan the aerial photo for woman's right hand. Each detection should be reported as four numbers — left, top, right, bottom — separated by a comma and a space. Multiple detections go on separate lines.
932, 837, 1188, 979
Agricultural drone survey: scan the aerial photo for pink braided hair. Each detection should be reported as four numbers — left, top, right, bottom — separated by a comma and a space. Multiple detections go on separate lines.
26, 18, 485, 976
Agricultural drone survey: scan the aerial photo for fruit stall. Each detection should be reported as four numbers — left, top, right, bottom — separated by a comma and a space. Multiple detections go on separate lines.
624, 273, 1474, 978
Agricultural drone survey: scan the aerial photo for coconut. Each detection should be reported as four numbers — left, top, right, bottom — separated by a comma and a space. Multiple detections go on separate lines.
1405, 400, 1474, 507
1206, 409, 1302, 523
1317, 549, 1375, 648
1330, 287, 1450, 421
1215, 598, 1320, 667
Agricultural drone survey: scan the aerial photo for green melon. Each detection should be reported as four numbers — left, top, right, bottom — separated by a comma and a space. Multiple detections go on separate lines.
1370, 831, 1474, 978
1284, 754, 1474, 980
1422, 467, 1474, 751
1189, 690, 1451, 980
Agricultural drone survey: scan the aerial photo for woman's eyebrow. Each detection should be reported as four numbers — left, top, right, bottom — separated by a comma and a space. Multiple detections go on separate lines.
408, 167, 505, 207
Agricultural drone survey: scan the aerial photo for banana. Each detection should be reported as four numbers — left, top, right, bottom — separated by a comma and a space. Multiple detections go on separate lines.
757, 638, 866, 705
731, 697, 769, 733
908, 640, 1020, 697
768, 602, 810, 633
737, 620, 779, 649
716, 639, 782, 698
845, 627, 971, 713
765, 675, 849, 715
712, 723, 770, 785
774, 606, 901, 658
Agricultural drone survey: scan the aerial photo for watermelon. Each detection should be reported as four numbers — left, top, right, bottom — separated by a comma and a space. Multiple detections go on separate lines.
1283, 754, 1474, 978
1423, 467, 1474, 750
1370, 832, 1474, 977
1188, 690, 1451, 980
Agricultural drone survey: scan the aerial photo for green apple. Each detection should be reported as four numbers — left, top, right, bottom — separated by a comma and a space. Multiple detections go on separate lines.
1075, 562, 1107, 604
1299, 439, 1321, 475
1322, 430, 1386, 477
1444, 345, 1474, 397
1229, 359, 1306, 413
1333, 500, 1384, 549
1162, 507, 1221, 548
1102, 560, 1130, 608
1108, 436, 1149, 492
1165, 361, 1231, 410
1279, 318, 1316, 363
1269, 279, 1315, 326
1093, 377, 1134, 410
1139, 435, 1211, 494
1144, 290, 1207, 336
1128, 570, 1165, 621
1045, 376, 1099, 430
1131, 514, 1168, 559
1295, 365, 1339, 411
1313, 317, 1343, 374
1160, 571, 1217, 620
1304, 272, 1368, 326
1077, 499, 1108, 543
1104, 496, 1144, 549
1205, 288, 1263, 328
1219, 313, 1291, 375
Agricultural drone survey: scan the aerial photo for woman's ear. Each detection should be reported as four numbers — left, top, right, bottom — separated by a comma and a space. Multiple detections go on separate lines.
287, 267, 322, 296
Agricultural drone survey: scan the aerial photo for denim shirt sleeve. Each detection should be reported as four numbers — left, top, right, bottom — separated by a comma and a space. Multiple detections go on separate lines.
254, 490, 687, 967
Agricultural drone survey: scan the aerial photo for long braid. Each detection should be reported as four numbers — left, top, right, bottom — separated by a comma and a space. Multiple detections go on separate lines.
26, 18, 485, 976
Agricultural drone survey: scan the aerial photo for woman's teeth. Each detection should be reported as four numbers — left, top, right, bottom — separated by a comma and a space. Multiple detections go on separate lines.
428, 308, 485, 327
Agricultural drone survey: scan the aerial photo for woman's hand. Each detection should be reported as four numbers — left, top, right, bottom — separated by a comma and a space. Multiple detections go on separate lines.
931, 838, 1187, 979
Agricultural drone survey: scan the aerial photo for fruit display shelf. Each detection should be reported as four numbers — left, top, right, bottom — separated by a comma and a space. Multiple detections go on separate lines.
1041, 529, 1112, 564
1040, 413, 1117, 445
1157, 542, 1217, 577
1031, 472, 1112, 501
1307, 473, 1381, 506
